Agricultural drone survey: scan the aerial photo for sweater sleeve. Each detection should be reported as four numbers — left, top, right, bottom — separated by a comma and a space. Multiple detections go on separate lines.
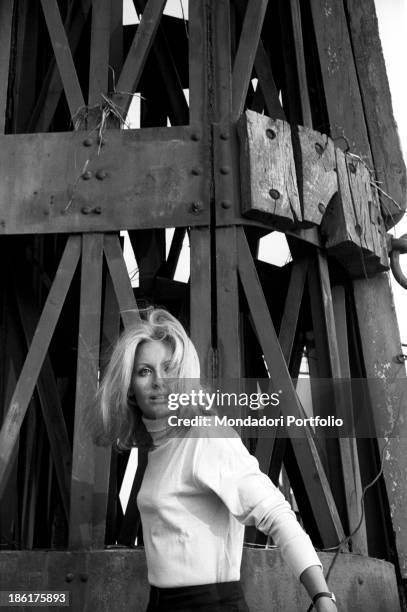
192, 430, 322, 579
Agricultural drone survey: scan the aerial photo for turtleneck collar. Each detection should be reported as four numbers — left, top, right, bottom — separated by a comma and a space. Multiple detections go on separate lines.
142, 415, 172, 446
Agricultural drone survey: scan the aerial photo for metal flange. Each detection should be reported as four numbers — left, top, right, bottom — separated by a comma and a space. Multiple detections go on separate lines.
389, 233, 407, 289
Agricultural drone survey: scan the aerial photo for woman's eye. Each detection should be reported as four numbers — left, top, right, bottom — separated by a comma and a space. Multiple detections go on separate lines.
138, 367, 152, 376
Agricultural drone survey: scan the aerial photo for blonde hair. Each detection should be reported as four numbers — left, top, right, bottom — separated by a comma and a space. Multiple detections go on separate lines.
95, 308, 201, 450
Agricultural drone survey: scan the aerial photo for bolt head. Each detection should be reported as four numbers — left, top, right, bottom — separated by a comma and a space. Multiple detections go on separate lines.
349, 162, 357, 174
318, 202, 326, 214
94, 206, 102, 214
95, 170, 107, 180
191, 132, 200, 141
269, 189, 280, 200
221, 200, 231, 209
190, 202, 203, 214
191, 168, 201, 176
65, 573, 74, 583
220, 166, 231, 175
83, 138, 93, 147
266, 128, 276, 139
81, 206, 91, 214
82, 171, 92, 180
220, 132, 229, 140
315, 142, 324, 155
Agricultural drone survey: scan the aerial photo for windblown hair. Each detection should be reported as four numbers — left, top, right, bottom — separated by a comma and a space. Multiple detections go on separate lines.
95, 307, 201, 450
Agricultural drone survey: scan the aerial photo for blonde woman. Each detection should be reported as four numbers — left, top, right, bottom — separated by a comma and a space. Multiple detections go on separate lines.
97, 308, 337, 612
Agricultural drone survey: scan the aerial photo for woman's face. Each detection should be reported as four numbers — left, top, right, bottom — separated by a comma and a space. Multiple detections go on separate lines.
132, 339, 173, 420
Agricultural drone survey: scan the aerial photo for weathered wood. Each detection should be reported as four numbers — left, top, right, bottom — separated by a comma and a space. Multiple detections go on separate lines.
238, 111, 301, 227
0, 236, 81, 498
294, 127, 337, 226
231, 0, 269, 121
15, 287, 71, 522
332, 285, 367, 555
103, 234, 140, 328
117, 450, 148, 546
88, 0, 111, 105
344, 0, 406, 228
236, 227, 344, 546
40, 0, 85, 119
288, 0, 312, 126
0, 0, 14, 133
115, 0, 166, 115
0, 127, 208, 235
69, 234, 104, 548
28, 0, 92, 132
321, 148, 388, 278
189, 0, 207, 126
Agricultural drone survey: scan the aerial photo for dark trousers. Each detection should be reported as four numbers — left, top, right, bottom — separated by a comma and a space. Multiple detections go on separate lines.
145, 580, 250, 612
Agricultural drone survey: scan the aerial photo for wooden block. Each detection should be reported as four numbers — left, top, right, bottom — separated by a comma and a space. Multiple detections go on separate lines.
320, 149, 389, 277
294, 127, 337, 226
238, 110, 301, 228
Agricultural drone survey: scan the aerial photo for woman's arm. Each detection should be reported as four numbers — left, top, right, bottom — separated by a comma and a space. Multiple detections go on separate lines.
300, 565, 337, 611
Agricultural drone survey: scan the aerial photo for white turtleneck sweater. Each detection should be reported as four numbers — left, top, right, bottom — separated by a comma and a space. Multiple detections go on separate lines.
137, 418, 322, 588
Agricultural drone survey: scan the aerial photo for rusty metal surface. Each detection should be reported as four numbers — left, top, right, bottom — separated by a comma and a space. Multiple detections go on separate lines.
0, 127, 209, 234
0, 549, 401, 612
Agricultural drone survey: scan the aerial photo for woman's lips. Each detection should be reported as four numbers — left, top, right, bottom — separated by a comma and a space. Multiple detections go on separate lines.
149, 395, 168, 403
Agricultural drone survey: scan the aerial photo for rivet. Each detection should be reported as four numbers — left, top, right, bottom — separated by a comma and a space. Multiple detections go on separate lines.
358, 577, 364, 585
43, 209, 50, 216
318, 203, 326, 214
94, 206, 102, 214
79, 574, 88, 583
355, 223, 362, 236
82, 171, 92, 180
221, 200, 231, 209
266, 128, 276, 139
349, 162, 357, 174
315, 142, 324, 155
190, 202, 203, 214
83, 138, 93, 147
81, 206, 91, 215
65, 573, 74, 583
0, 220, 5, 228
191, 168, 201, 176
95, 169, 107, 180
220, 166, 230, 175
191, 133, 200, 141
269, 189, 280, 200
220, 132, 229, 140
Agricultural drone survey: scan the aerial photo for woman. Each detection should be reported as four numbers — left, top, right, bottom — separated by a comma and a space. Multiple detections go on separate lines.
97, 308, 337, 612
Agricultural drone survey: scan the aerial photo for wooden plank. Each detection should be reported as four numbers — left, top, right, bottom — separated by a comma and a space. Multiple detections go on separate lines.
353, 274, 407, 576
344, 0, 406, 228
188, 0, 207, 126
15, 287, 71, 522
133, 0, 189, 125
278, 257, 308, 362
0, 0, 14, 133
332, 285, 367, 555
69, 234, 104, 548
236, 227, 344, 546
0, 236, 81, 498
189, 227, 213, 379
128, 229, 165, 291
159, 228, 186, 279
115, 0, 166, 115
0, 127, 208, 235
287, 0, 311, 126
117, 450, 148, 545
88, 0, 111, 105
28, 1, 91, 132
231, 0, 269, 121
40, 0, 85, 119
295, 127, 337, 226
237, 111, 301, 227
103, 234, 140, 329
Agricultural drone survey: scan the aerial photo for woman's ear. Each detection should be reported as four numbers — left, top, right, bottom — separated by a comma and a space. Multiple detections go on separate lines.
127, 392, 138, 407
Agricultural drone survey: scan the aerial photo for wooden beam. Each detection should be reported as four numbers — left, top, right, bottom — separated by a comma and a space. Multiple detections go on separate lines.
232, 0, 269, 121
116, 0, 166, 115
188, 0, 207, 126
28, 1, 91, 132
103, 234, 140, 328
88, 0, 111, 105
236, 227, 344, 546
15, 287, 72, 523
0, 236, 81, 499
69, 234, 104, 548
0, 0, 14, 133
40, 0, 85, 119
